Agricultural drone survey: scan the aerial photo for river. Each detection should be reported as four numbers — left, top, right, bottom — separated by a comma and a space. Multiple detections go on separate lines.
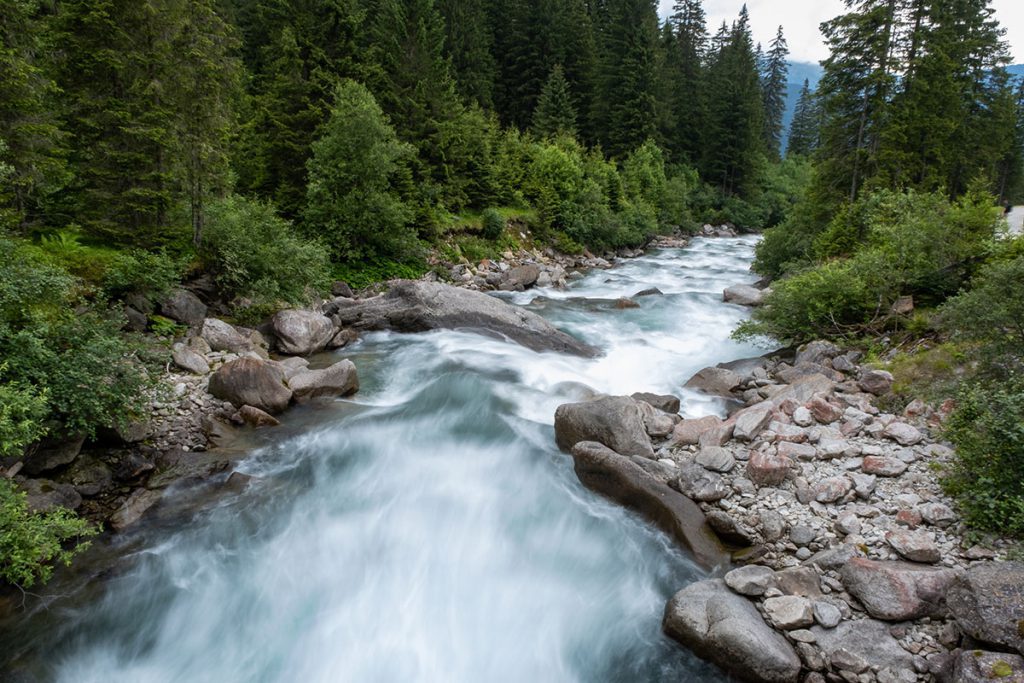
1, 236, 762, 682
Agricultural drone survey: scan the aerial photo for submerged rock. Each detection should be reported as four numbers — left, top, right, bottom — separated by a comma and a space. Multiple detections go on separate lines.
288, 359, 360, 403
326, 280, 599, 357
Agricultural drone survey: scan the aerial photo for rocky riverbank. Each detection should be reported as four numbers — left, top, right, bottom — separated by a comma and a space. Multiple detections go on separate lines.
553, 338, 1022, 682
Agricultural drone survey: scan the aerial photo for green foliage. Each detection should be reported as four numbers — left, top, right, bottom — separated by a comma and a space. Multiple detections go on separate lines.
304, 80, 419, 263
943, 375, 1024, 537
532, 65, 577, 139
332, 258, 428, 290
0, 478, 97, 587
481, 209, 506, 240
0, 365, 48, 457
202, 195, 330, 310
101, 250, 183, 301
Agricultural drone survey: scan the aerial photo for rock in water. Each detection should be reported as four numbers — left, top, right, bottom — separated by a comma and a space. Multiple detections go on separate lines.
947, 561, 1024, 655
208, 358, 293, 414
570, 442, 725, 568
684, 366, 742, 397
554, 396, 654, 458
723, 284, 767, 307
271, 310, 336, 356
288, 360, 360, 403
663, 579, 801, 683
630, 392, 681, 414
326, 280, 599, 357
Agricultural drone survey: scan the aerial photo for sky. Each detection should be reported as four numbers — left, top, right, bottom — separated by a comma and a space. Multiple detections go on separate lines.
657, 0, 1024, 64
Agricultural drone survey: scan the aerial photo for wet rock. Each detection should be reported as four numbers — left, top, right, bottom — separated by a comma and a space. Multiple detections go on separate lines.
861, 456, 908, 477
555, 396, 654, 458
633, 287, 663, 297
22, 432, 86, 476
674, 463, 730, 502
882, 422, 924, 446
747, 451, 793, 487
951, 650, 1024, 682
110, 488, 163, 531
663, 579, 801, 683
328, 328, 359, 350
17, 478, 82, 512
630, 392, 681, 414
570, 442, 725, 567
147, 451, 232, 489
208, 357, 293, 414
684, 366, 743, 398
288, 359, 360, 403
859, 369, 895, 396
947, 561, 1024, 655
159, 288, 206, 326
672, 416, 723, 446
271, 310, 336, 356
237, 405, 281, 428
885, 529, 940, 563
840, 558, 960, 621
764, 596, 814, 630
725, 565, 776, 597
724, 284, 767, 307
172, 343, 210, 375
812, 620, 913, 676
200, 318, 251, 353
614, 297, 640, 309
328, 280, 599, 357
696, 446, 736, 473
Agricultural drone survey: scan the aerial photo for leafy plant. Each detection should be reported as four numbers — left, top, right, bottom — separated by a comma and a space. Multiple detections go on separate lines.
481, 208, 506, 240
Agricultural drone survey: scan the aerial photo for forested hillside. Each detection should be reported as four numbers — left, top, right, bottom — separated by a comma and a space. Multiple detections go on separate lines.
1, 0, 1024, 584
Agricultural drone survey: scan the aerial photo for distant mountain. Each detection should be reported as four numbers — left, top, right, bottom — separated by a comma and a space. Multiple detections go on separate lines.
1008, 64, 1024, 79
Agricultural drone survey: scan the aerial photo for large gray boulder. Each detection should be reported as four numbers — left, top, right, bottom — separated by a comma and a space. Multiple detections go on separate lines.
684, 366, 742, 397
159, 288, 206, 326
208, 357, 293, 414
326, 280, 598, 357
951, 650, 1024, 682
22, 432, 86, 476
840, 557, 960, 621
570, 441, 726, 568
663, 579, 801, 683
288, 360, 360, 403
271, 310, 336, 356
554, 396, 654, 458
172, 343, 210, 375
723, 284, 767, 307
947, 561, 1024, 655
811, 619, 914, 676
200, 318, 251, 353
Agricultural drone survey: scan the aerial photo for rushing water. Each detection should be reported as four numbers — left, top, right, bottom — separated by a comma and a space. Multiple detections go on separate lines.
1, 236, 763, 683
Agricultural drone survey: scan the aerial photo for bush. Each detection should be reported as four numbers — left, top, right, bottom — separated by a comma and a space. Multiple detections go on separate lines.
0, 367, 48, 457
0, 478, 97, 587
101, 249, 183, 301
202, 195, 331, 309
942, 376, 1024, 537
481, 208, 506, 240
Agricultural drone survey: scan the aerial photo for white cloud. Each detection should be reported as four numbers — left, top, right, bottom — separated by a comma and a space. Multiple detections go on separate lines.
657, 0, 1024, 64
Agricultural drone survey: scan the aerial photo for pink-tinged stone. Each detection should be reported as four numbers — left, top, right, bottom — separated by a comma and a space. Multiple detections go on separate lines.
807, 396, 843, 424
671, 415, 722, 446
861, 456, 908, 477
840, 558, 960, 621
747, 451, 793, 487
885, 530, 940, 564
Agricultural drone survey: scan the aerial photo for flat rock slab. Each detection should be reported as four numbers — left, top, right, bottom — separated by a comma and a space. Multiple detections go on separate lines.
811, 619, 913, 675
570, 441, 726, 568
663, 579, 801, 683
841, 557, 960, 621
327, 280, 599, 357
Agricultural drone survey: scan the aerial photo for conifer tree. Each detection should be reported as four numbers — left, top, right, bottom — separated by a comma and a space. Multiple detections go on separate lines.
663, 0, 708, 165
437, 0, 496, 107
787, 79, 820, 157
761, 26, 789, 160
533, 65, 578, 138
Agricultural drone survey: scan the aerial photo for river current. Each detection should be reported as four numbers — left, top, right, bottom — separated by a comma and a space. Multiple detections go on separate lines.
1, 236, 762, 682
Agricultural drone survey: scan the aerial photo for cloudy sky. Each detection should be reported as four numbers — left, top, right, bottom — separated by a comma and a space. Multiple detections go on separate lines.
657, 1, 1024, 64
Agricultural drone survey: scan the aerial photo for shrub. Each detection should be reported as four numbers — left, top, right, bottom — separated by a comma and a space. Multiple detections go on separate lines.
0, 478, 97, 587
202, 195, 331, 308
481, 208, 506, 240
0, 367, 48, 457
101, 249, 183, 301
942, 376, 1024, 537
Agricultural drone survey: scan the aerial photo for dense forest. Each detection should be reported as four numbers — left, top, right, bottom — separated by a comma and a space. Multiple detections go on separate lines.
2, 0, 1024, 584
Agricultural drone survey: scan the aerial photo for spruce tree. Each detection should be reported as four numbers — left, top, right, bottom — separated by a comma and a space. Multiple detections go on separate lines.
663, 0, 708, 165
787, 79, 820, 157
437, 0, 496, 107
533, 65, 578, 138
761, 26, 789, 160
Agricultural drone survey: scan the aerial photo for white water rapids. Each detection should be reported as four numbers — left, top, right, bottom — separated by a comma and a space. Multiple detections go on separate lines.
1, 236, 763, 682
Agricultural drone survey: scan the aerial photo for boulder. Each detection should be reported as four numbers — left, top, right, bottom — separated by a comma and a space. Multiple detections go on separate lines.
813, 476, 853, 504
840, 558, 960, 621
696, 446, 736, 473
919, 502, 957, 528
859, 369, 895, 396
947, 561, 1024, 655
747, 451, 793, 487
807, 396, 842, 424
763, 596, 814, 630
951, 650, 1024, 682
288, 359, 360, 403
684, 367, 742, 397
237, 405, 281, 428
22, 432, 86, 476
271, 310, 336, 356
811, 619, 914, 676
110, 488, 163, 531
725, 565, 777, 597
672, 416, 723, 445
723, 284, 767, 307
62, 455, 113, 497
674, 463, 730, 502
502, 264, 541, 290
775, 567, 822, 598
331, 280, 354, 298
159, 288, 206, 326
208, 357, 293, 414
614, 297, 640, 309
326, 280, 599, 357
882, 422, 924, 446
794, 341, 842, 367
17, 478, 82, 512
630, 392, 681, 414
885, 529, 940, 563
861, 456, 908, 477
554, 396, 654, 458
172, 343, 210, 375
635, 401, 677, 438
733, 406, 773, 442
663, 579, 801, 683
200, 318, 251, 353
706, 510, 757, 546
570, 442, 726, 568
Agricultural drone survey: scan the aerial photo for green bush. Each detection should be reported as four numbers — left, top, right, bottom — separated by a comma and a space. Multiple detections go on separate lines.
942, 376, 1024, 537
481, 208, 506, 240
332, 257, 428, 290
0, 478, 97, 587
0, 367, 48, 457
101, 249, 183, 301
202, 195, 331, 310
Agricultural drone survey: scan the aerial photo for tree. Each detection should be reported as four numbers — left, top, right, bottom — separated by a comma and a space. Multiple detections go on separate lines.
533, 65, 578, 138
304, 81, 418, 262
787, 79, 820, 157
664, 0, 708, 165
761, 26, 789, 159
437, 0, 496, 107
